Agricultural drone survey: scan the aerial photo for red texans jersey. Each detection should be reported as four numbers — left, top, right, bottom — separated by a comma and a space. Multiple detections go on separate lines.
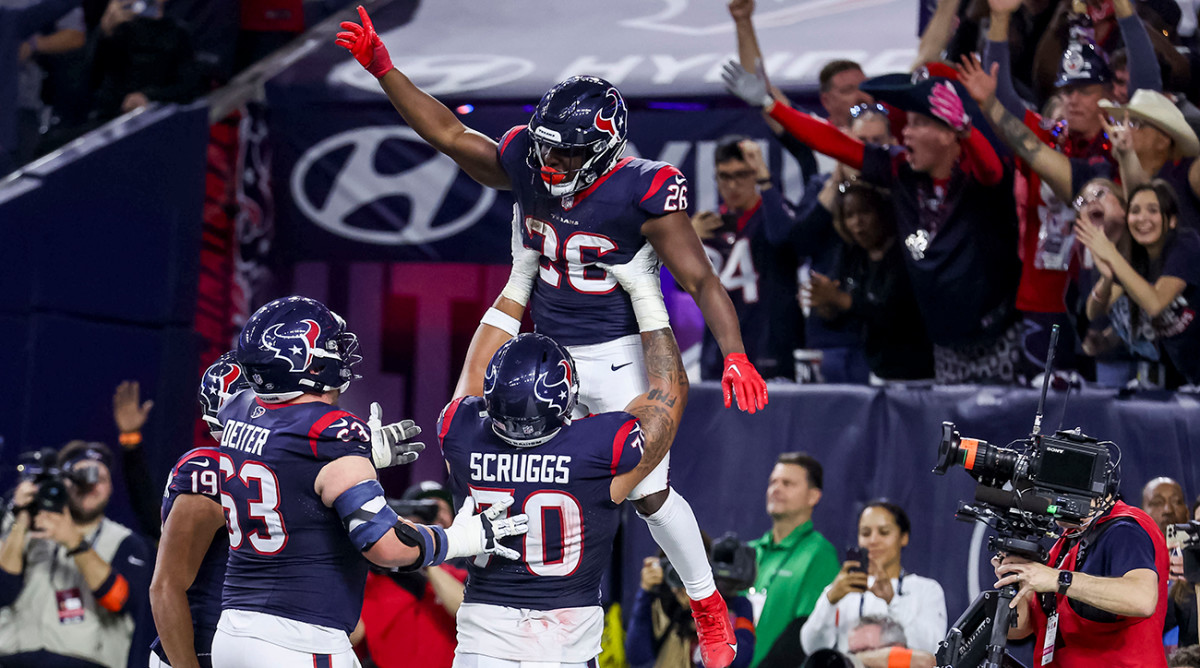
497, 126, 689, 346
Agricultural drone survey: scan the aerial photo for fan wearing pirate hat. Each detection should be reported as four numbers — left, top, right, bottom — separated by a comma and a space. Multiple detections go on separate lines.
723, 61, 1024, 384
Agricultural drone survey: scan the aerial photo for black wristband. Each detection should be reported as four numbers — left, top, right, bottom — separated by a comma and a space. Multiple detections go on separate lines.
756, 177, 772, 185
66, 539, 90, 556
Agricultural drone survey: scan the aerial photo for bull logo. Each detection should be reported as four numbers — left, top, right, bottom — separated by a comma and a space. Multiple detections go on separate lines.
262, 319, 323, 372
534, 359, 574, 414
593, 89, 625, 140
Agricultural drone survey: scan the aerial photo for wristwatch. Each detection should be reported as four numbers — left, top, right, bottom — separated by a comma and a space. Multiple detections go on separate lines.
65, 539, 90, 557
1057, 570, 1073, 596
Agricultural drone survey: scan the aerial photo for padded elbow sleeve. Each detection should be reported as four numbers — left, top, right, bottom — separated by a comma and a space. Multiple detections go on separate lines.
333, 479, 399, 552
394, 521, 449, 568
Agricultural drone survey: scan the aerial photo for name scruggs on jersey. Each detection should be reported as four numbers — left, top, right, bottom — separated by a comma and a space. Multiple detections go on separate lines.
221, 420, 273, 456
469, 452, 572, 484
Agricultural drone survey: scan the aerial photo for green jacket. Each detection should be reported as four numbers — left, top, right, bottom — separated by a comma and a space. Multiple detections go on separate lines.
748, 520, 839, 667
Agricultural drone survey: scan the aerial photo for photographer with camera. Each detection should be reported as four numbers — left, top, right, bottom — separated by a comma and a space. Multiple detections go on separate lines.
801, 501, 947, 656
991, 489, 1168, 667
626, 533, 756, 668
0, 441, 153, 668
357, 481, 467, 668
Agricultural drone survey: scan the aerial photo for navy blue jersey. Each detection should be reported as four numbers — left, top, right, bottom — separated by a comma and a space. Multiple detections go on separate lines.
699, 201, 802, 381
438, 395, 643, 609
215, 391, 373, 634
498, 125, 689, 346
150, 447, 228, 666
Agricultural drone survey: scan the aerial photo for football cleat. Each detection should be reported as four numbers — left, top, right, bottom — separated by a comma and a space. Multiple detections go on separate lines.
690, 591, 738, 668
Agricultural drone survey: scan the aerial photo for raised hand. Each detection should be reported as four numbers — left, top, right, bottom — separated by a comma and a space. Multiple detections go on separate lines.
988, 0, 1023, 15
113, 380, 153, 438
1100, 111, 1135, 155
690, 211, 724, 240
335, 5, 394, 78
738, 139, 770, 181
367, 402, 424, 468
727, 0, 755, 21
955, 54, 998, 105
1073, 220, 1118, 279
721, 60, 773, 109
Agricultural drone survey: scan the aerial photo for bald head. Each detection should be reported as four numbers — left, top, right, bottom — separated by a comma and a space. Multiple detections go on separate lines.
1142, 477, 1187, 534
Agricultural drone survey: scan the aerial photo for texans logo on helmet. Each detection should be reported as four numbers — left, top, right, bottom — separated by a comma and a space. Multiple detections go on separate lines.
483, 361, 498, 395
261, 319, 323, 372
533, 359, 573, 414
593, 88, 625, 140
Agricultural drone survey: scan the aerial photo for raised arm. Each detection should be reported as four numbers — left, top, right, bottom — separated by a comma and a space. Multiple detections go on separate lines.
913, 0, 963, 71
983, 0, 1036, 117
958, 56, 1075, 199
723, 61, 866, 168
1112, 0, 1162, 94
452, 204, 539, 398
336, 6, 510, 189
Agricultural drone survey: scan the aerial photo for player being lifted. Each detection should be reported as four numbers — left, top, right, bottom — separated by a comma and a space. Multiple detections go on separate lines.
437, 319, 690, 666
210, 296, 528, 668
338, 10, 766, 665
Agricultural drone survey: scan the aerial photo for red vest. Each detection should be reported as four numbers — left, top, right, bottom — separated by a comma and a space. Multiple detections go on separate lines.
1029, 501, 1168, 667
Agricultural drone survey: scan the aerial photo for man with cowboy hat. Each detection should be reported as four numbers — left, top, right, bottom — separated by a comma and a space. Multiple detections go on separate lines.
1100, 90, 1200, 230
723, 61, 1023, 384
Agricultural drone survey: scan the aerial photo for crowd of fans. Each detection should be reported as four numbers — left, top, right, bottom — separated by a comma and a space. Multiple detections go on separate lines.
0, 0, 350, 174
673, 0, 1200, 390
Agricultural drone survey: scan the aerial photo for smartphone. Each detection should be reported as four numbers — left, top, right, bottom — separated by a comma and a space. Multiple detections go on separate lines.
845, 546, 868, 574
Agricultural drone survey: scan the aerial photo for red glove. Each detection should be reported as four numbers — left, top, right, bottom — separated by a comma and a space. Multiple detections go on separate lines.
335, 6, 394, 79
722, 353, 768, 414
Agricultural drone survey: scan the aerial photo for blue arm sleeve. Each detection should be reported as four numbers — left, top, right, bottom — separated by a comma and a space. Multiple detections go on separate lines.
729, 595, 756, 668
624, 587, 660, 667
984, 39, 1033, 117
1118, 14, 1162, 94
0, 567, 21, 608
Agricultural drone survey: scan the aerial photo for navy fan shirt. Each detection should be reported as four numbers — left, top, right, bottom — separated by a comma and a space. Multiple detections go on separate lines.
438, 395, 643, 610
498, 125, 690, 346
216, 391, 374, 634
150, 446, 229, 666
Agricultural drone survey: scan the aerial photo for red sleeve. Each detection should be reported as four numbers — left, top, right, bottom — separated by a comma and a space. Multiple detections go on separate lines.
609, 418, 644, 476
498, 125, 525, 158
961, 127, 1004, 187
768, 103, 865, 169
437, 396, 467, 450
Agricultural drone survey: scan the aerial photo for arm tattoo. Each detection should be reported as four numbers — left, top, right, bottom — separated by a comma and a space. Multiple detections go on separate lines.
630, 329, 688, 473
986, 97, 1046, 165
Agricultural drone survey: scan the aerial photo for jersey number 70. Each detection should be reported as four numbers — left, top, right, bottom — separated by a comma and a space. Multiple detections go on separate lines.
470, 487, 583, 577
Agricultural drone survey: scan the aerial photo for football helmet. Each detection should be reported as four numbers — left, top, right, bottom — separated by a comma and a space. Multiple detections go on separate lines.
483, 333, 579, 447
237, 296, 362, 402
527, 76, 628, 197
198, 351, 250, 439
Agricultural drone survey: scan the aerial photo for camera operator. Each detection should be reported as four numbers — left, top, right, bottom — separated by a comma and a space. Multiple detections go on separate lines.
0, 441, 153, 668
626, 533, 756, 668
992, 489, 1168, 667
356, 481, 466, 668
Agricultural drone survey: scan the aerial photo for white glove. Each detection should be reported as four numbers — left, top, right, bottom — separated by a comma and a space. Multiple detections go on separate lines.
368, 402, 424, 469
597, 244, 670, 332
443, 495, 529, 561
500, 203, 540, 307
721, 59, 773, 108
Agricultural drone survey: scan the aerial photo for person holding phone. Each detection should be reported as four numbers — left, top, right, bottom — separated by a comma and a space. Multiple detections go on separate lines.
800, 501, 947, 655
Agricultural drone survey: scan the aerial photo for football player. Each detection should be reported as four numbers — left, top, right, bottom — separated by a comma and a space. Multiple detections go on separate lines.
438, 320, 693, 668
149, 352, 247, 668
210, 296, 529, 668
337, 11, 764, 664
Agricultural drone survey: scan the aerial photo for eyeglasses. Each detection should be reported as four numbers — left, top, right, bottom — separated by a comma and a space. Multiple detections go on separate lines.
716, 168, 757, 183
1073, 185, 1111, 211
849, 103, 889, 120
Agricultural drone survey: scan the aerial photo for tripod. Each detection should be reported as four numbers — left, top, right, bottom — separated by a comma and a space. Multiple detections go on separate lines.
936, 583, 1027, 668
